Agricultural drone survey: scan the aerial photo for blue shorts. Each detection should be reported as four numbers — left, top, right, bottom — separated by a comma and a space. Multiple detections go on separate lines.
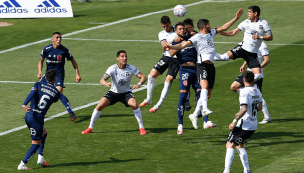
24, 111, 45, 140
40, 74, 64, 87
179, 66, 201, 91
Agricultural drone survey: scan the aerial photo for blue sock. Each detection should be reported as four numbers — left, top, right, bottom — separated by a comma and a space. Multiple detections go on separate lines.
178, 92, 188, 125
195, 90, 201, 102
38, 133, 47, 156
60, 94, 73, 113
22, 144, 40, 164
203, 115, 209, 122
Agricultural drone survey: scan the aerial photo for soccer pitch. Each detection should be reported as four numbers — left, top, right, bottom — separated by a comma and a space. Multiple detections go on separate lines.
0, 0, 304, 172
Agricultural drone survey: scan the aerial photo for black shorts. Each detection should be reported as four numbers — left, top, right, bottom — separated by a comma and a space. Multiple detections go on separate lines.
230, 45, 261, 69
103, 90, 135, 107
227, 126, 255, 146
235, 73, 263, 92
196, 63, 215, 89
153, 55, 180, 78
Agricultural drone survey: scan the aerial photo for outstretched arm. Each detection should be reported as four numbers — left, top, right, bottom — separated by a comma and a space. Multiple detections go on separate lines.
165, 40, 192, 51
216, 8, 243, 34
132, 72, 147, 90
71, 59, 82, 83
37, 56, 45, 79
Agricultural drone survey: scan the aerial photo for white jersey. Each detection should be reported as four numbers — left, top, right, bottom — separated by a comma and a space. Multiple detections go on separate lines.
158, 29, 178, 58
237, 86, 263, 130
105, 64, 140, 94
246, 41, 269, 76
189, 29, 217, 64
238, 18, 271, 53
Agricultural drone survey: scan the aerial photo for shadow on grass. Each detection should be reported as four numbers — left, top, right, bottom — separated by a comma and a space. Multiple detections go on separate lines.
56, 113, 134, 123
49, 157, 142, 168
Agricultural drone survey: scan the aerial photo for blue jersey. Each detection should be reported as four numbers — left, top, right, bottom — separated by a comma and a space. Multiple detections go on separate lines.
23, 81, 61, 117
171, 35, 197, 65
41, 44, 74, 77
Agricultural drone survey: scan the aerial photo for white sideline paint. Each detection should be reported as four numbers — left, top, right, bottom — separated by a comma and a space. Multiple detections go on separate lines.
0, 85, 147, 136
0, 81, 104, 86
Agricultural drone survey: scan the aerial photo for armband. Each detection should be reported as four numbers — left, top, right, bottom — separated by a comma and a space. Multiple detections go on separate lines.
138, 83, 142, 86
260, 36, 263, 40
233, 119, 238, 124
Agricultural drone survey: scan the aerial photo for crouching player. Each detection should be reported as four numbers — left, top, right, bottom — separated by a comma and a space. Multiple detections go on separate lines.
82, 50, 147, 135
223, 70, 263, 173
18, 69, 61, 170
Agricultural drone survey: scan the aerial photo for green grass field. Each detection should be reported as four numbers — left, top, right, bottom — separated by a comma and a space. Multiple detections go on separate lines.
0, 0, 304, 172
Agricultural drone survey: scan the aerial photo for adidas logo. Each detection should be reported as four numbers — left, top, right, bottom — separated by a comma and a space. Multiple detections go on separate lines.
34, 0, 67, 13
0, 0, 28, 13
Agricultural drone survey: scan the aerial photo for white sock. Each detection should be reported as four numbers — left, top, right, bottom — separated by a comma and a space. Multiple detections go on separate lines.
201, 89, 208, 111
262, 98, 271, 119
193, 97, 202, 116
89, 109, 101, 129
214, 53, 229, 61
224, 148, 234, 173
133, 108, 144, 129
254, 74, 262, 82
237, 148, 250, 173
147, 75, 155, 100
156, 82, 171, 107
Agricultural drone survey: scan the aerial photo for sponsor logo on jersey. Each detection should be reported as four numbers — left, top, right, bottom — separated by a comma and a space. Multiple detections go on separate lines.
0, 0, 28, 13
34, 0, 67, 13
57, 54, 62, 61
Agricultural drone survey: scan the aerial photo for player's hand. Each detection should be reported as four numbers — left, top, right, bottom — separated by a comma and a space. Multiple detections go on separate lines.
163, 45, 170, 51
229, 122, 235, 131
132, 84, 141, 90
240, 65, 246, 72
236, 8, 244, 19
37, 73, 42, 79
106, 82, 112, 87
174, 37, 182, 42
252, 35, 260, 40
22, 105, 30, 112
76, 75, 82, 83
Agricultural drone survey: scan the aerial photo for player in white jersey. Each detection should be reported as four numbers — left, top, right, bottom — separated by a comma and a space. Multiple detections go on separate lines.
82, 50, 147, 135
214, 5, 273, 84
223, 70, 263, 173
231, 41, 272, 124
165, 8, 244, 117
139, 16, 181, 113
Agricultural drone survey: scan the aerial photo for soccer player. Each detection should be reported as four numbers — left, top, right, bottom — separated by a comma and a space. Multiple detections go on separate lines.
165, 8, 244, 118
223, 70, 263, 173
231, 41, 272, 124
82, 50, 147, 135
214, 5, 273, 84
170, 22, 216, 134
18, 69, 61, 170
38, 32, 81, 122
139, 16, 180, 113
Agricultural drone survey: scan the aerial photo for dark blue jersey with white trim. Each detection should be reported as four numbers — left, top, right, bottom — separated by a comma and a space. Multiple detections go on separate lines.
172, 35, 197, 65
41, 44, 74, 77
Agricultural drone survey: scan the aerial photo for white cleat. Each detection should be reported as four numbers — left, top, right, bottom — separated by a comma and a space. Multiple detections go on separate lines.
18, 160, 32, 170
203, 121, 217, 129
259, 118, 272, 124
139, 99, 152, 107
37, 154, 44, 165
189, 114, 198, 129
202, 109, 213, 116
177, 124, 183, 135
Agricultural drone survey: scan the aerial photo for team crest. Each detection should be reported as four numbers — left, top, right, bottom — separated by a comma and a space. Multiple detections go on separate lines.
125, 71, 130, 77
259, 25, 263, 30
57, 54, 62, 61
183, 80, 188, 86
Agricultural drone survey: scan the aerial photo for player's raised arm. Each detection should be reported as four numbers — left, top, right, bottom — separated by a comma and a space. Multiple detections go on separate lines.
132, 72, 147, 90
216, 8, 244, 34
165, 40, 192, 51
37, 56, 44, 79
71, 59, 82, 83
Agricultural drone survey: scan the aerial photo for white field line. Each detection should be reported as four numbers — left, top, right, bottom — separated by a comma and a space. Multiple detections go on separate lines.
0, 85, 147, 136
63, 38, 304, 46
0, 81, 103, 85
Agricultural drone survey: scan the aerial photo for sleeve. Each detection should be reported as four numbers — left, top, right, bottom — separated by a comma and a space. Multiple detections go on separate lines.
189, 35, 197, 46
23, 83, 38, 105
264, 20, 272, 33
105, 66, 113, 77
211, 29, 217, 37
237, 20, 245, 31
259, 42, 269, 56
239, 90, 248, 106
41, 48, 46, 59
133, 66, 140, 76
158, 31, 166, 42
66, 49, 74, 61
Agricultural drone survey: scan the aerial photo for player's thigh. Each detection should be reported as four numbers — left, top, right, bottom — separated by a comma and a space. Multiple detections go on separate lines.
25, 112, 44, 141
227, 127, 255, 146
96, 97, 111, 111
149, 68, 161, 78
153, 55, 170, 75
54, 76, 64, 88
166, 58, 180, 80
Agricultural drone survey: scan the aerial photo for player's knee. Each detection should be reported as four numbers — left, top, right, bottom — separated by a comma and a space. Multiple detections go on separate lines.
165, 75, 174, 83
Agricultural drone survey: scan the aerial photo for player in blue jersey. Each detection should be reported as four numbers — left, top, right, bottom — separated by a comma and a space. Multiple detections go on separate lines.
18, 69, 61, 170
38, 32, 81, 121
170, 22, 217, 135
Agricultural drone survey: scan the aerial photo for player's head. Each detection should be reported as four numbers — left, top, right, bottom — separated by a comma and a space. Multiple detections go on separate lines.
117, 50, 127, 67
197, 19, 211, 33
183, 18, 194, 35
175, 22, 185, 37
248, 5, 260, 19
243, 70, 254, 84
160, 16, 172, 32
52, 32, 62, 47
45, 69, 56, 83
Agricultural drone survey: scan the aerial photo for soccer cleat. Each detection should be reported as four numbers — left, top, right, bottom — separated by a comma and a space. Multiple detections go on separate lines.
18, 160, 32, 170
185, 102, 192, 111
177, 124, 183, 135
259, 118, 272, 124
70, 112, 77, 121
189, 114, 198, 129
139, 128, 147, 135
81, 127, 92, 134
39, 160, 49, 167
37, 154, 44, 165
149, 105, 160, 113
139, 99, 152, 107
203, 121, 217, 129
202, 109, 213, 116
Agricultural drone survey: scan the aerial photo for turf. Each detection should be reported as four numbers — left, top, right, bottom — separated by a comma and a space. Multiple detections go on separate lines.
0, 0, 304, 172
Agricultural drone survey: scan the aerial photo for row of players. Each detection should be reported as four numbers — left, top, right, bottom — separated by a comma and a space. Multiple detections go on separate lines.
18, 5, 272, 173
